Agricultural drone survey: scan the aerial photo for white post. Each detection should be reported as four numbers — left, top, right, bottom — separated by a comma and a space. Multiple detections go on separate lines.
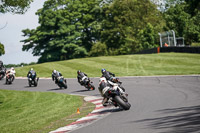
167, 31, 170, 46
172, 30, 176, 46
158, 33, 162, 47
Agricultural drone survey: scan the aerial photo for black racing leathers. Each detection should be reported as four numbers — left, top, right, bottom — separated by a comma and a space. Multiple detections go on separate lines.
77, 72, 88, 85
27, 70, 37, 79
102, 71, 115, 81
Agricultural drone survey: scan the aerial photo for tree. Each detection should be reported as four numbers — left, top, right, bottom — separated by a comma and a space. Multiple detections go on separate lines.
21, 0, 102, 63
0, 42, 5, 56
0, 0, 33, 14
185, 0, 200, 16
138, 23, 158, 49
101, 0, 163, 54
89, 42, 108, 57
163, 1, 200, 45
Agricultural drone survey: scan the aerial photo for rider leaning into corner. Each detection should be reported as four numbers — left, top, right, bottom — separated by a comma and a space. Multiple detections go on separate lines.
6, 67, 16, 81
27, 68, 37, 79
98, 77, 112, 106
101, 68, 115, 82
52, 70, 66, 84
100, 68, 126, 106
77, 70, 88, 85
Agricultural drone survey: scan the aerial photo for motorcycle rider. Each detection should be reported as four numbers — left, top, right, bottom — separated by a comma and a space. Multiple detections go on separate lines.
101, 68, 115, 82
0, 60, 3, 68
52, 70, 65, 84
27, 68, 37, 80
0, 60, 6, 78
6, 67, 16, 82
101, 68, 125, 91
77, 70, 88, 85
98, 77, 112, 106
99, 76, 127, 107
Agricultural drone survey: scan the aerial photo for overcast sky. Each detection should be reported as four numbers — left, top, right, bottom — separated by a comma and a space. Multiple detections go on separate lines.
0, 0, 46, 65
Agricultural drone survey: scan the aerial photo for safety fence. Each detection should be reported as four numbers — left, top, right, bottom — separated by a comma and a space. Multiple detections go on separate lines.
136, 47, 200, 54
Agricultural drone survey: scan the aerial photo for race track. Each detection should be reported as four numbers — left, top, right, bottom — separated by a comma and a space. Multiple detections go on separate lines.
0, 76, 200, 133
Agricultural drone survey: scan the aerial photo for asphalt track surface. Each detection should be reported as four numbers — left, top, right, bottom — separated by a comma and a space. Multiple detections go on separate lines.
0, 75, 200, 133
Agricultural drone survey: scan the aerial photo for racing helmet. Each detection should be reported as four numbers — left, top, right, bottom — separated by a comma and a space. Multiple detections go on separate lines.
53, 70, 56, 74
11, 67, 14, 70
101, 68, 106, 74
30, 68, 33, 71
77, 70, 81, 74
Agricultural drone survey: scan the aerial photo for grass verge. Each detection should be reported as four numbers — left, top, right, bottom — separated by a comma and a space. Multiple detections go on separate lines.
0, 89, 95, 133
16, 53, 200, 78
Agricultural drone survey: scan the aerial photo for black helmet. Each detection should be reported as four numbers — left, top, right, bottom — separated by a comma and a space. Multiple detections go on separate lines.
77, 70, 81, 74
101, 68, 106, 74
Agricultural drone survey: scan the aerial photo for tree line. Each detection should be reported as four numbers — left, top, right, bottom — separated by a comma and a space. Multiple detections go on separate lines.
0, 0, 199, 63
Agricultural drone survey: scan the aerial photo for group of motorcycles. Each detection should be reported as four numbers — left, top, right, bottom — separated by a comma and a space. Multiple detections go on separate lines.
0, 70, 131, 110
76, 75, 131, 110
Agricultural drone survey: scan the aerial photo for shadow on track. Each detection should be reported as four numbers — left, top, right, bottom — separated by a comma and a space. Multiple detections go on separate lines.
72, 89, 92, 93
135, 105, 200, 133
47, 88, 66, 91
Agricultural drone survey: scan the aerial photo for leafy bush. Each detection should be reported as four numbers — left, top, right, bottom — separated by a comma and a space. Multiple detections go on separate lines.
89, 42, 108, 57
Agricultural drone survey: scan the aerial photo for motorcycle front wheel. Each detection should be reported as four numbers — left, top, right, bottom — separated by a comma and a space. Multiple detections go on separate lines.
113, 95, 131, 110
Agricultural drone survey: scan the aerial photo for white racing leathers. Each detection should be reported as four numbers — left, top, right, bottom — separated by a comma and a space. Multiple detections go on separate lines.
99, 77, 125, 97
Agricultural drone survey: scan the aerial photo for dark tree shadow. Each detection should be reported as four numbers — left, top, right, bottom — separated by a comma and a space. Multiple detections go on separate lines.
135, 105, 200, 133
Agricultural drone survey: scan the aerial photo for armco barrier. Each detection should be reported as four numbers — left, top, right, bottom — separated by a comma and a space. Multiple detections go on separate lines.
136, 47, 200, 54
160, 47, 200, 53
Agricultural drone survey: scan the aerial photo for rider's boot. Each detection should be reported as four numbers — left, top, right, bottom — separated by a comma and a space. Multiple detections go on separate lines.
102, 97, 109, 107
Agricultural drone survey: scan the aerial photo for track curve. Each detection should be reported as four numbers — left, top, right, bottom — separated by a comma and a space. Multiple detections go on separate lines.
0, 75, 200, 133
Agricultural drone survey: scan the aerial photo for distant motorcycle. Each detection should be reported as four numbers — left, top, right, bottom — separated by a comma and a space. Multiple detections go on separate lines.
0, 69, 6, 80
28, 73, 39, 87
5, 73, 14, 84
56, 76, 67, 89
100, 77, 131, 110
79, 76, 95, 90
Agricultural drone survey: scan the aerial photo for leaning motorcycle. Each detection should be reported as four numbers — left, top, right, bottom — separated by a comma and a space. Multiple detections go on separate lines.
56, 76, 67, 89
28, 73, 39, 87
5, 73, 14, 84
100, 77, 131, 110
81, 77, 95, 90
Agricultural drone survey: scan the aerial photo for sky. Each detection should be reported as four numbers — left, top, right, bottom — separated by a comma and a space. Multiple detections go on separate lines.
0, 0, 46, 65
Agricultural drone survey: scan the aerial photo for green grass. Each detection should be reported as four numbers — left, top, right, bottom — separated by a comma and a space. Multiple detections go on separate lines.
16, 53, 200, 78
0, 89, 95, 133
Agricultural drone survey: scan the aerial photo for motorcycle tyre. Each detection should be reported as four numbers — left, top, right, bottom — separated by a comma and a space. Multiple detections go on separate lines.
90, 84, 95, 90
114, 95, 131, 110
29, 82, 31, 87
62, 82, 67, 89
34, 80, 38, 87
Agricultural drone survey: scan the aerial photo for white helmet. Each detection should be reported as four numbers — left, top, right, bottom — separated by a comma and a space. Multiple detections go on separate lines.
30, 68, 33, 71
53, 70, 56, 74
11, 67, 14, 70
